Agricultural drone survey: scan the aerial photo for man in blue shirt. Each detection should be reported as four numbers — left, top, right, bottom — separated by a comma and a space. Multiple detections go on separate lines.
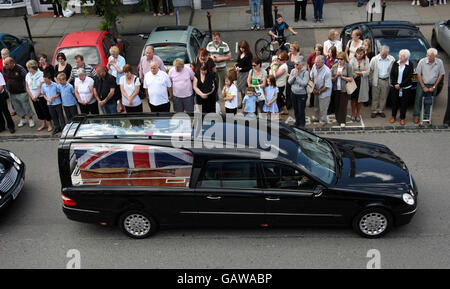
42, 73, 66, 135
242, 87, 257, 116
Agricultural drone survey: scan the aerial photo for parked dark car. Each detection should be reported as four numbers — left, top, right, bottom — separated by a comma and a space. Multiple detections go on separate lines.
341, 21, 443, 100
0, 33, 36, 67
0, 149, 25, 209
59, 114, 418, 239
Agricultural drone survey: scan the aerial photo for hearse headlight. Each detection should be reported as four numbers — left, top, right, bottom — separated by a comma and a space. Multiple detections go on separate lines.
402, 193, 415, 206
9, 152, 21, 165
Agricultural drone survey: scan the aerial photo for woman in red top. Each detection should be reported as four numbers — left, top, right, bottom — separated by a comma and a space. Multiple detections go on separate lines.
325, 46, 338, 69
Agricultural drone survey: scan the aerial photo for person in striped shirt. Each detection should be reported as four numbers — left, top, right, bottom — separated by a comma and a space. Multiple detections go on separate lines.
206, 32, 232, 101
69, 55, 97, 85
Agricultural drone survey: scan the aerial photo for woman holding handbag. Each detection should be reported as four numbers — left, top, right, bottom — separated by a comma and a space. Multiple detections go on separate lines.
349, 47, 370, 122
331, 52, 353, 127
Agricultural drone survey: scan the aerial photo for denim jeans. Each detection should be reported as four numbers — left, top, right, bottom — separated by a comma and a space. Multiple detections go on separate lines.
359, 0, 366, 4
250, 0, 261, 27
101, 102, 118, 115
291, 92, 307, 128
313, 0, 324, 20
413, 84, 436, 119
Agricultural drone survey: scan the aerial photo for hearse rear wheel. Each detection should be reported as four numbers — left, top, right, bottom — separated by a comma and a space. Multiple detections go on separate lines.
119, 211, 157, 239
353, 208, 393, 238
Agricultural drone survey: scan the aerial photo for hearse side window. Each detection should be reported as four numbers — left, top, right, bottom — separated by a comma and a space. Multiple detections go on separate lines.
69, 143, 193, 187
198, 161, 258, 189
262, 162, 314, 190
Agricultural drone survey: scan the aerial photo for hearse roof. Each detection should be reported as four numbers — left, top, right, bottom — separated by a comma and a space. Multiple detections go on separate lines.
61, 113, 300, 163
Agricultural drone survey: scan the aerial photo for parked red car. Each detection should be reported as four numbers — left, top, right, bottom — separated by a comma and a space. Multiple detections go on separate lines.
52, 30, 126, 69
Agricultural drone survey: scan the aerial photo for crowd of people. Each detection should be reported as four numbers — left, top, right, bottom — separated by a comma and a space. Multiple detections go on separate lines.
0, 17, 448, 135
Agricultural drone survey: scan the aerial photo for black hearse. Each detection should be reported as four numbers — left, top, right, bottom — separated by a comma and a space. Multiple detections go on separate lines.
58, 113, 417, 238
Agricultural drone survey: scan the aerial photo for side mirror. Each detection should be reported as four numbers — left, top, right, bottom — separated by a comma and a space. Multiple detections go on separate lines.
345, 28, 352, 37
313, 185, 324, 198
138, 34, 149, 40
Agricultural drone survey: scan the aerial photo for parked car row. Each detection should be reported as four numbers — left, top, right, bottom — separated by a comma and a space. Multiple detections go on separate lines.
341, 21, 444, 101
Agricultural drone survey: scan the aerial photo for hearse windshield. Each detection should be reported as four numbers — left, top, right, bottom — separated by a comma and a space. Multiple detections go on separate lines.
291, 127, 336, 184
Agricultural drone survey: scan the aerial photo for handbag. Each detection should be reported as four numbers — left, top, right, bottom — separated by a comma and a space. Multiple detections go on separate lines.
345, 79, 357, 95
306, 80, 314, 95
137, 77, 146, 100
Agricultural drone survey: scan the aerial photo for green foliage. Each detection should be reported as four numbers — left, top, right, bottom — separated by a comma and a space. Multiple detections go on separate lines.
80, 0, 125, 34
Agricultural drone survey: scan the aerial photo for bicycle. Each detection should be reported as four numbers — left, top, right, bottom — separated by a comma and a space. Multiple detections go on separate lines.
254, 34, 293, 62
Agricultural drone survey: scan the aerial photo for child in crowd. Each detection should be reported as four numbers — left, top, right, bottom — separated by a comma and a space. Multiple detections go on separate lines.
41, 73, 66, 135
270, 55, 279, 73
269, 14, 297, 51
263, 75, 279, 120
56, 73, 78, 122
222, 75, 238, 114
242, 87, 257, 117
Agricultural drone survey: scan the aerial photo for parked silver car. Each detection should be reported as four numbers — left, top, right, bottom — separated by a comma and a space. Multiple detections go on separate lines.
432, 19, 450, 56
139, 26, 211, 71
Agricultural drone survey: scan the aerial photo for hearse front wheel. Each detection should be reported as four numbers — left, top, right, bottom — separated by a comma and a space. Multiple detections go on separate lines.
353, 208, 393, 238
119, 211, 158, 239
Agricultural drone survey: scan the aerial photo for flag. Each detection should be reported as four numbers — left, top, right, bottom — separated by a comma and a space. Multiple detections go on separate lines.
74, 144, 193, 170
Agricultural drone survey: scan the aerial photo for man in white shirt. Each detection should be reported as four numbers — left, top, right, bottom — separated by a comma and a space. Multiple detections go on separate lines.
310, 55, 332, 126
369, 45, 395, 118
143, 61, 172, 112
413, 48, 445, 123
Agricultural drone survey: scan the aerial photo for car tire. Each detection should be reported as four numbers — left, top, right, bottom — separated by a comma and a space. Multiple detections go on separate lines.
431, 30, 440, 50
352, 207, 393, 238
119, 210, 158, 239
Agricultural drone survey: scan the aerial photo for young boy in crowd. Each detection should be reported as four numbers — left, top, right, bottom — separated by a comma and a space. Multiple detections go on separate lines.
269, 14, 297, 51
42, 73, 66, 135
56, 73, 78, 122
242, 87, 257, 117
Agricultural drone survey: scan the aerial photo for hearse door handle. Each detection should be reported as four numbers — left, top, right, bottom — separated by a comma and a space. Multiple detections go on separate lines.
206, 195, 222, 200
265, 197, 280, 201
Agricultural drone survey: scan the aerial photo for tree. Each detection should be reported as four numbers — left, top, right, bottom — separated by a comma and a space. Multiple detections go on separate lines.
80, 0, 123, 35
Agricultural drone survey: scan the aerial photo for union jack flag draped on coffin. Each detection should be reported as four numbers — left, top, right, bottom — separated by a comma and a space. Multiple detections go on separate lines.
73, 144, 194, 170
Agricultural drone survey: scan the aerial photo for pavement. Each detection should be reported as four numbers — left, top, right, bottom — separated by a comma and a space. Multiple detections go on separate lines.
1, 1, 449, 37
0, 1, 449, 138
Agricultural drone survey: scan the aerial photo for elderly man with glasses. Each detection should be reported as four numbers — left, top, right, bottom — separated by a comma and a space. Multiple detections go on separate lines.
369, 45, 395, 118
288, 56, 309, 128
413, 48, 445, 124
310, 55, 332, 127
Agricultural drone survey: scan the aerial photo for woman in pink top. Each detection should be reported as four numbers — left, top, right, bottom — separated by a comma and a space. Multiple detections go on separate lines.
168, 58, 195, 113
